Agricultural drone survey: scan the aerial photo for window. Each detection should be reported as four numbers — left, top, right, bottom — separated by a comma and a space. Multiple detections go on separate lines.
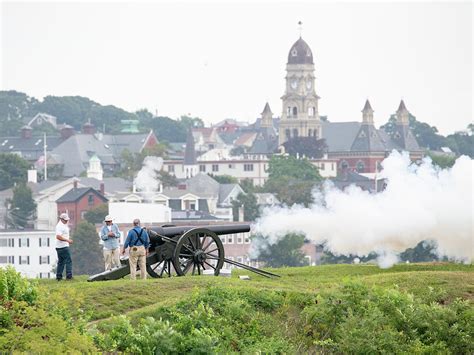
285, 129, 291, 139
88, 194, 94, 206
39, 272, 51, 279
356, 161, 365, 173
309, 107, 315, 117
244, 164, 254, 172
19, 256, 30, 265
39, 256, 50, 264
0, 256, 14, 264
19, 238, 30, 247
292, 107, 298, 116
220, 236, 226, 244
340, 160, 348, 169
244, 235, 251, 244
0, 238, 14, 247
199, 165, 206, 172
287, 107, 291, 116
212, 164, 219, 172
168, 165, 175, 173
227, 234, 234, 244
293, 129, 298, 138
228, 164, 235, 169
39, 237, 50, 247
308, 129, 312, 137
237, 234, 243, 244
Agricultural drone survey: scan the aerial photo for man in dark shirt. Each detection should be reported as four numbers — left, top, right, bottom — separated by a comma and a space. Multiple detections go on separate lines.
121, 218, 150, 280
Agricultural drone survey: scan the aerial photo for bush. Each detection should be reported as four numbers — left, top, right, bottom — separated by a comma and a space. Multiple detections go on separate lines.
301, 281, 474, 354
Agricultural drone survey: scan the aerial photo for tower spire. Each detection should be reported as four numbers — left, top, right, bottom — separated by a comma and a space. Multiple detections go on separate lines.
298, 21, 303, 38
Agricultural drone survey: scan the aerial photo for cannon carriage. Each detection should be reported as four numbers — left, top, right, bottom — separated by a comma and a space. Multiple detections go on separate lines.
88, 224, 279, 281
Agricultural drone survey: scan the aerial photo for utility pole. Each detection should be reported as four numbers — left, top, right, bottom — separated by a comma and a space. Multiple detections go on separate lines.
43, 133, 47, 181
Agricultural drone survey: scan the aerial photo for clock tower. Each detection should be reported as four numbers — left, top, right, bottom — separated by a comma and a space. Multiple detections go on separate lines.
279, 37, 321, 146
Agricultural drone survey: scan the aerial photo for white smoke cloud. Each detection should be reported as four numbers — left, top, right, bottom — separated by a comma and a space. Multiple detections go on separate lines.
134, 156, 163, 200
255, 151, 473, 268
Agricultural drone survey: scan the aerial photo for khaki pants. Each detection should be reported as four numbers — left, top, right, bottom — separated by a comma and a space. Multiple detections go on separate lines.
129, 245, 147, 280
104, 248, 121, 271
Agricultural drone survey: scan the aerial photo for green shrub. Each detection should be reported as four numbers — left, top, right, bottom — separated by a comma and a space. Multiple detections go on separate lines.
302, 281, 474, 354
0, 266, 38, 305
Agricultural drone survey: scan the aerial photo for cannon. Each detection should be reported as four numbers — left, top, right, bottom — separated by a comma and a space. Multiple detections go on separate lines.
88, 224, 279, 281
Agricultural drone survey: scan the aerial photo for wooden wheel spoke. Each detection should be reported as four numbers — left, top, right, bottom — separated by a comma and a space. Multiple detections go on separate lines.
197, 264, 201, 275
192, 263, 196, 275
206, 248, 219, 255
182, 259, 193, 274
188, 236, 197, 250
159, 264, 166, 277
168, 261, 172, 277
182, 243, 194, 254
202, 240, 215, 252
204, 261, 216, 270
152, 260, 164, 271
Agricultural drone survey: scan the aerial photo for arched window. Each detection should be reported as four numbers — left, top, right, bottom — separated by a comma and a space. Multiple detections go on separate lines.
308, 107, 315, 117
292, 107, 298, 116
285, 129, 291, 139
340, 160, 349, 169
356, 161, 365, 173
293, 129, 298, 138
308, 129, 312, 137
287, 107, 291, 116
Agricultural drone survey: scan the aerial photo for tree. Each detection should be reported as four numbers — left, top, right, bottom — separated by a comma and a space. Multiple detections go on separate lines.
138, 113, 187, 142
7, 184, 36, 229
0, 91, 39, 135
209, 174, 238, 184
84, 204, 109, 225
159, 170, 179, 188
253, 233, 309, 268
380, 114, 446, 150
282, 137, 327, 159
446, 128, 474, 158
426, 152, 456, 169
0, 153, 30, 190
179, 115, 204, 129
264, 155, 322, 206
71, 221, 104, 275
232, 192, 259, 222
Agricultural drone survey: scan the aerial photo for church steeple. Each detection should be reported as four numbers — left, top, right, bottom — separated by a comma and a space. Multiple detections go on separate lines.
396, 99, 410, 125
183, 129, 197, 178
260, 102, 273, 128
362, 99, 374, 124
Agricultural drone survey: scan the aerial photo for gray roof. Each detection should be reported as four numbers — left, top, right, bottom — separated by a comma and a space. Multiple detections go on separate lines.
288, 37, 314, 65
248, 131, 278, 154
185, 173, 220, 196
350, 124, 386, 152
56, 187, 107, 203
321, 121, 361, 151
171, 210, 219, 221
0, 136, 63, 161
218, 184, 240, 204
50, 132, 154, 176
391, 125, 421, 151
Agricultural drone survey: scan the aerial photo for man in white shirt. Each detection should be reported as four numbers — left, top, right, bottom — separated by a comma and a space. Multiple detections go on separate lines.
55, 213, 73, 281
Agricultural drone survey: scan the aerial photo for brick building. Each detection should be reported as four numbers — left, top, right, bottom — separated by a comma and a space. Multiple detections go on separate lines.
56, 181, 107, 230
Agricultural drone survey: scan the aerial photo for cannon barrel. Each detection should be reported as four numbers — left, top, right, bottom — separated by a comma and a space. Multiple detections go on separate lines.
149, 223, 250, 237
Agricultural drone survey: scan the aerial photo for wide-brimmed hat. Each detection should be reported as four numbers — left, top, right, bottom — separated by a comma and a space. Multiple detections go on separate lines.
59, 213, 70, 221
104, 215, 113, 222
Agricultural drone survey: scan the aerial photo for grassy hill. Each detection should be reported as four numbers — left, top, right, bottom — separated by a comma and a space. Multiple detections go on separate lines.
1, 263, 473, 353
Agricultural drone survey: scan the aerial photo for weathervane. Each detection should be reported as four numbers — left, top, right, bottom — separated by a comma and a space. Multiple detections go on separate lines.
298, 21, 303, 38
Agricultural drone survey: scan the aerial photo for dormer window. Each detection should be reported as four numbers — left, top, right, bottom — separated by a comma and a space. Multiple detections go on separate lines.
306, 50, 312, 57
359, 131, 366, 138
291, 49, 297, 56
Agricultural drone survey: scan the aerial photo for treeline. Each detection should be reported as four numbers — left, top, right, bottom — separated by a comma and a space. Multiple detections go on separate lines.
0, 91, 203, 142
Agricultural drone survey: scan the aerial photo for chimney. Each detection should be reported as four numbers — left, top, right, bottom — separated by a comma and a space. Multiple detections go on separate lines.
73, 178, 78, 189
27, 169, 37, 183
82, 121, 96, 134
21, 126, 33, 139
60, 125, 75, 140
99, 182, 105, 195
178, 183, 187, 190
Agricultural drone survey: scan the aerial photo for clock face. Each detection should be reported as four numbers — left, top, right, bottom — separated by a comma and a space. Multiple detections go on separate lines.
291, 79, 298, 89
306, 80, 312, 89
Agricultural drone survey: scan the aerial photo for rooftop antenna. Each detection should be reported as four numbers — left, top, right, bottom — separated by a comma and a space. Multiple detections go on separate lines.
298, 21, 303, 38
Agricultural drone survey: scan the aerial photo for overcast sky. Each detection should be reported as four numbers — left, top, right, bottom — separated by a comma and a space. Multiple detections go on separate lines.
1, 1, 472, 135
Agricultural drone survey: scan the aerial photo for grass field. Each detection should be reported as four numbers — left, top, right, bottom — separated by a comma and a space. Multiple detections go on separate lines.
39, 263, 473, 324
2, 262, 471, 353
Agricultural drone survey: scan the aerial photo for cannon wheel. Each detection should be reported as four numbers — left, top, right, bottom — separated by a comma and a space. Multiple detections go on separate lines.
173, 228, 225, 276
146, 254, 174, 278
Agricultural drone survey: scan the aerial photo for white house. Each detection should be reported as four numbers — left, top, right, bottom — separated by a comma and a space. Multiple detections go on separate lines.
0, 230, 57, 279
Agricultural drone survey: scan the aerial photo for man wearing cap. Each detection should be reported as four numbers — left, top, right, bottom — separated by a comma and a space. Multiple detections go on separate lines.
121, 218, 150, 280
100, 215, 121, 271
55, 213, 73, 281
